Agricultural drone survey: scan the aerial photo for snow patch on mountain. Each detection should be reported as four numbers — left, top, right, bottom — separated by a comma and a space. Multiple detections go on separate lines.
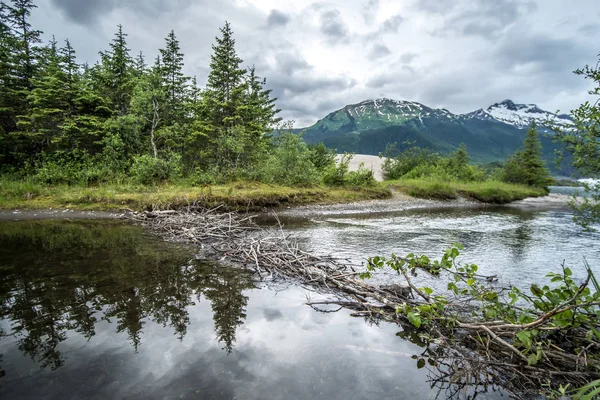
472, 100, 573, 129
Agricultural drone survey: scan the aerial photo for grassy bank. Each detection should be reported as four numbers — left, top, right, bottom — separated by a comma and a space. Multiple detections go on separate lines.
0, 179, 392, 211
385, 179, 547, 204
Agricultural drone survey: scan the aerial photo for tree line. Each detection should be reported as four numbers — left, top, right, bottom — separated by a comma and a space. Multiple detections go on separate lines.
0, 0, 298, 185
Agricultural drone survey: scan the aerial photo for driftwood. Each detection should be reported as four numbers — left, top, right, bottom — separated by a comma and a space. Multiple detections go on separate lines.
131, 207, 600, 399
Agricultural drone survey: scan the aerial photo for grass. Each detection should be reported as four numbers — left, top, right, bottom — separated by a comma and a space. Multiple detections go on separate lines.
0, 178, 392, 211
385, 178, 548, 204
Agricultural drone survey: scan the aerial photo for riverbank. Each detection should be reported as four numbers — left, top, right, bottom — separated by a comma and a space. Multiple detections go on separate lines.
384, 179, 548, 203
0, 180, 392, 212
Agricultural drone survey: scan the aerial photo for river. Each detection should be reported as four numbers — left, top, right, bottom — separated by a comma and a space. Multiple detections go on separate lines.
0, 201, 598, 399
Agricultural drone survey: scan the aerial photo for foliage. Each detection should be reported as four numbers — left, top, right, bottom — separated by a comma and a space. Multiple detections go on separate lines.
553, 53, 600, 230
386, 179, 548, 203
383, 142, 486, 183
130, 153, 182, 185
259, 132, 319, 186
362, 244, 600, 397
0, 9, 294, 188
501, 123, 553, 188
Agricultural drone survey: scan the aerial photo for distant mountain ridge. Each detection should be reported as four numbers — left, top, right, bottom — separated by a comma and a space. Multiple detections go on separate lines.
297, 98, 572, 173
464, 99, 573, 129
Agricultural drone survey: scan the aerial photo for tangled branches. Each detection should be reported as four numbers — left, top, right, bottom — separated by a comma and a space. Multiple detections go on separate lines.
131, 207, 600, 398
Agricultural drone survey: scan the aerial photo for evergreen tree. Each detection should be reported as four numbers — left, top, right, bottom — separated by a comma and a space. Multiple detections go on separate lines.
0, 3, 16, 159
98, 25, 134, 116
0, 0, 42, 167
501, 123, 552, 188
16, 37, 70, 156
5, 0, 42, 91
133, 51, 146, 77
203, 21, 246, 130
159, 30, 188, 125
240, 65, 281, 138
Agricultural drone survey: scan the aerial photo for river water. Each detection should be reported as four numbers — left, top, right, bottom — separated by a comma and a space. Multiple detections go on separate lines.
0, 202, 598, 399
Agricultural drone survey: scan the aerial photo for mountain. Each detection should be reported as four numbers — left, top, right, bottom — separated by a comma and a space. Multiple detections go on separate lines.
299, 98, 572, 173
465, 99, 573, 129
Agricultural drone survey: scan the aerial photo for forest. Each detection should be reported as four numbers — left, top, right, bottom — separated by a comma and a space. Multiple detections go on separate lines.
0, 0, 373, 188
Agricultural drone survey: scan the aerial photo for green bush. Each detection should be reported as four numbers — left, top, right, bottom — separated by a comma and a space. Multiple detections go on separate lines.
259, 132, 320, 186
383, 146, 439, 180
323, 154, 351, 186
130, 154, 182, 185
346, 163, 376, 186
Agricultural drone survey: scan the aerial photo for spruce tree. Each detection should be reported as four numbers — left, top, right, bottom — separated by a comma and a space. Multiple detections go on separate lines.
240, 65, 281, 138
99, 25, 134, 116
17, 37, 68, 154
204, 21, 246, 130
501, 123, 552, 188
159, 30, 188, 125
0, 0, 41, 166
133, 51, 146, 77
6, 0, 41, 91
0, 2, 16, 154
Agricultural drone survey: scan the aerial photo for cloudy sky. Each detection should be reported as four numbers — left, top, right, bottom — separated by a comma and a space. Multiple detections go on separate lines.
33, 0, 600, 127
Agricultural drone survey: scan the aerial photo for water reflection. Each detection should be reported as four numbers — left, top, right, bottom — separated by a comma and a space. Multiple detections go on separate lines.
0, 220, 254, 372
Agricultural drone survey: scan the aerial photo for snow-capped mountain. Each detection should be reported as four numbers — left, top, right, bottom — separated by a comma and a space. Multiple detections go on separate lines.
465, 99, 573, 129
299, 97, 572, 173
343, 98, 458, 122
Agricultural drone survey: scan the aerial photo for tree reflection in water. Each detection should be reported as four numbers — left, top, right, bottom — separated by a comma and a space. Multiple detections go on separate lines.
0, 219, 254, 371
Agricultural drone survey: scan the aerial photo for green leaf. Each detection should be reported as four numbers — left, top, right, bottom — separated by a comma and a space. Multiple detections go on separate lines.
417, 358, 426, 369
467, 278, 475, 286
407, 311, 422, 328
530, 284, 544, 297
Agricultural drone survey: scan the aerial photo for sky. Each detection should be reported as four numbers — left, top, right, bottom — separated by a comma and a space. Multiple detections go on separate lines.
33, 0, 600, 127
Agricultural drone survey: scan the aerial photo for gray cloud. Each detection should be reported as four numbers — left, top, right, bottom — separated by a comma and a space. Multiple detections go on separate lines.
320, 9, 349, 45
399, 53, 418, 64
37, 0, 599, 127
579, 23, 600, 36
419, 0, 537, 39
366, 66, 415, 89
382, 15, 404, 33
50, 0, 116, 24
266, 10, 290, 27
494, 32, 590, 77
369, 43, 392, 59
363, 0, 379, 25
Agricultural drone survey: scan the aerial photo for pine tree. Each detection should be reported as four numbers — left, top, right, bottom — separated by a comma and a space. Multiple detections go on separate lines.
0, 3, 16, 143
240, 66, 281, 137
159, 30, 188, 125
6, 0, 42, 91
98, 25, 134, 116
133, 51, 146, 77
17, 37, 69, 154
60, 39, 78, 116
0, 0, 42, 167
203, 21, 246, 130
501, 123, 552, 188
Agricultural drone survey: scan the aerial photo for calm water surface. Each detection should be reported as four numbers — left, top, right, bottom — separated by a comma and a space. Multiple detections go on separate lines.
0, 207, 598, 399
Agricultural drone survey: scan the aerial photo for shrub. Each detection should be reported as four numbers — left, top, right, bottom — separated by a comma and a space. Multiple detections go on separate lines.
130, 154, 182, 185
383, 146, 439, 180
260, 133, 320, 186
323, 153, 352, 186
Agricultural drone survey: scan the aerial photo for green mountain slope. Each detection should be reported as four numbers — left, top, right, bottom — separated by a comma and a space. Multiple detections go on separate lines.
299, 98, 569, 172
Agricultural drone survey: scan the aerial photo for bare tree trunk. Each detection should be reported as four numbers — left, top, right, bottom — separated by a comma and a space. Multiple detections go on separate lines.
150, 99, 160, 159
